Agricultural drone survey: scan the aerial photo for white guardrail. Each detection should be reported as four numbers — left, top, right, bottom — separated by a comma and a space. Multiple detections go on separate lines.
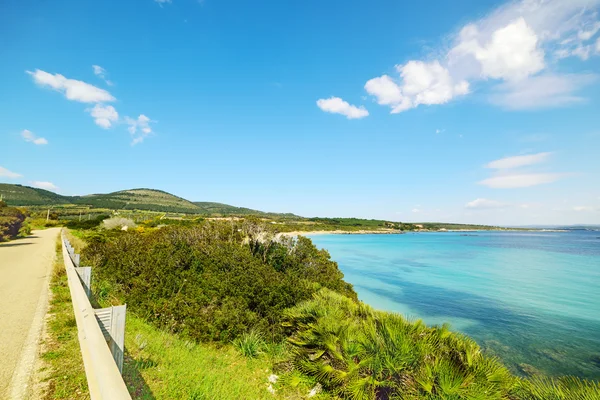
61, 232, 132, 400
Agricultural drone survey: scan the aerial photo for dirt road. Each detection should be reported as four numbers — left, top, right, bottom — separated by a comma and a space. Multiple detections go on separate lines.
0, 228, 60, 399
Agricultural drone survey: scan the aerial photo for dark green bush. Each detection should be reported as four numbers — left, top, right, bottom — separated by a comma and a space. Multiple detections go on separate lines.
82, 222, 356, 342
0, 202, 27, 241
65, 214, 110, 230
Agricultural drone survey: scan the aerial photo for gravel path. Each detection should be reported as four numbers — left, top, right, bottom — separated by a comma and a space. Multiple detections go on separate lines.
0, 228, 60, 399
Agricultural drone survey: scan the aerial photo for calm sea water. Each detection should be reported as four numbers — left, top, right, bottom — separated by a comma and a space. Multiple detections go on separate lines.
308, 231, 600, 379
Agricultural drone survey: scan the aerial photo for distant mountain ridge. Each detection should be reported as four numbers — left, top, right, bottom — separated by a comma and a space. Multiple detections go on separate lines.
0, 183, 290, 216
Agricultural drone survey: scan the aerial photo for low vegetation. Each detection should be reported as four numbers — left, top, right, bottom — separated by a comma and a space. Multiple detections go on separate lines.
283, 289, 600, 399
123, 314, 321, 399
40, 239, 88, 399
70, 220, 600, 399
82, 221, 355, 343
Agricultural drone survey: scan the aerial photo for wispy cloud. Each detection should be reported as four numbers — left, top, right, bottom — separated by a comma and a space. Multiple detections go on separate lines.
465, 198, 537, 209
27, 69, 115, 103
30, 181, 58, 191
21, 129, 48, 145
155, 0, 172, 5
573, 205, 598, 212
465, 198, 509, 209
92, 65, 113, 86
489, 74, 596, 109
316, 97, 369, 119
0, 166, 22, 179
480, 151, 568, 188
479, 173, 566, 188
125, 114, 155, 145
87, 104, 119, 129
486, 152, 553, 169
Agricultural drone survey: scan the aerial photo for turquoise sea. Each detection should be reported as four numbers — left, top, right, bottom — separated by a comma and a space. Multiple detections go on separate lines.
308, 231, 600, 379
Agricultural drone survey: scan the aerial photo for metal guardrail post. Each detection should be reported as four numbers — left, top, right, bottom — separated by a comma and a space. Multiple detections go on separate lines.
75, 267, 92, 298
94, 305, 126, 373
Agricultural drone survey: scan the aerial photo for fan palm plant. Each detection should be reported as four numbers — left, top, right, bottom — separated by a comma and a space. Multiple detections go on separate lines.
283, 289, 600, 400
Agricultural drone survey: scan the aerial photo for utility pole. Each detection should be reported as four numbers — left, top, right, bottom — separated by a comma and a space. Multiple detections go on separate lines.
46, 208, 50, 222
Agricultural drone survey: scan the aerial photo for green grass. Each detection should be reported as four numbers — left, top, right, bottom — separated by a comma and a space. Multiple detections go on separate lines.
122, 314, 329, 399
40, 239, 88, 399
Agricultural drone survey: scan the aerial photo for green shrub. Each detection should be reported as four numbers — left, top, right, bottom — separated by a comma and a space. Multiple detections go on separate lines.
82, 221, 356, 343
65, 214, 109, 230
0, 202, 27, 241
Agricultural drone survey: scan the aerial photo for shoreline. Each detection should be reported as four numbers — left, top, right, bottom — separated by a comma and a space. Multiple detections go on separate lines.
279, 228, 568, 237
279, 229, 402, 237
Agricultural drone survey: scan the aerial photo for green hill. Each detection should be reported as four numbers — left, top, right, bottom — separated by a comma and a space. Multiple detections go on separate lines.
0, 183, 71, 205
73, 189, 201, 213
192, 202, 297, 218
0, 184, 285, 216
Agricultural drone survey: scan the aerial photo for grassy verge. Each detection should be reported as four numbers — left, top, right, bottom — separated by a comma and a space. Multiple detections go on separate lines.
122, 315, 326, 399
40, 238, 88, 399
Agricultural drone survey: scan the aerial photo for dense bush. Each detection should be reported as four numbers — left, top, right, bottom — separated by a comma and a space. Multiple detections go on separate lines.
0, 200, 27, 241
283, 289, 600, 400
65, 214, 110, 230
82, 221, 356, 342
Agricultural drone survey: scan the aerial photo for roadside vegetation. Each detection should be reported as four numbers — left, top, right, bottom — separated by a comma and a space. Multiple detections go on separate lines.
66, 219, 600, 399
39, 239, 88, 399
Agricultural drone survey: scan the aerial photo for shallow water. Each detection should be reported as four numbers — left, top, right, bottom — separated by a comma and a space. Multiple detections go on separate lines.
308, 231, 600, 379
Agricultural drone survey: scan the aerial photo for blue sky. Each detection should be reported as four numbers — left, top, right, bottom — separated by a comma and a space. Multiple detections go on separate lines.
1, 0, 599, 225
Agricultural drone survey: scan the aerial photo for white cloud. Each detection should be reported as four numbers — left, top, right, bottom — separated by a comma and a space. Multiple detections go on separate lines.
0, 166, 22, 179
364, 75, 404, 106
316, 97, 369, 119
363, 0, 600, 113
578, 21, 600, 41
479, 173, 566, 188
486, 152, 553, 169
489, 73, 596, 109
88, 104, 119, 128
465, 198, 509, 209
21, 129, 48, 145
155, 0, 172, 4
30, 181, 58, 191
365, 61, 469, 113
411, 208, 421, 213
573, 205, 598, 211
92, 65, 113, 86
27, 69, 115, 103
451, 18, 545, 81
435, 129, 445, 134
125, 114, 155, 145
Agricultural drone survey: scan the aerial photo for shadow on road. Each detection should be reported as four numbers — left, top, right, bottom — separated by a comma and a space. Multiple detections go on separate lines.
0, 242, 34, 248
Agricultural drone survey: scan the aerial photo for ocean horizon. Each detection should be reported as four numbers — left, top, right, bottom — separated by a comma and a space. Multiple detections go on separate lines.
308, 230, 600, 379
